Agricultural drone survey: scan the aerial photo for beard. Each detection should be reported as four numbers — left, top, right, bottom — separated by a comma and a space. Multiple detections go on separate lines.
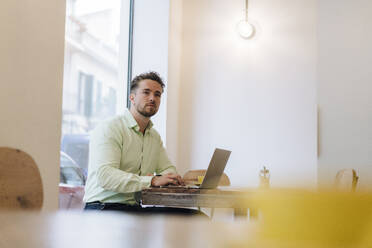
136, 104, 158, 117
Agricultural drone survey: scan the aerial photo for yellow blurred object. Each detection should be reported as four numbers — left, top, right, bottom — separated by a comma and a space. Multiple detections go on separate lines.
197, 175, 205, 185
359, 215, 372, 247
230, 189, 372, 248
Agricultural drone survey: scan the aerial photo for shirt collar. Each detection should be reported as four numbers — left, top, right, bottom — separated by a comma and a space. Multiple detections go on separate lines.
124, 108, 153, 132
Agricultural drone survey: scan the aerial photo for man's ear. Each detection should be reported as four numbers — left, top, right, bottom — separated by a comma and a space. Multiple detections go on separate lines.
129, 93, 135, 104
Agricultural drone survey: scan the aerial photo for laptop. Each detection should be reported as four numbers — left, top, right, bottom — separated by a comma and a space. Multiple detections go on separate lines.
162, 148, 231, 189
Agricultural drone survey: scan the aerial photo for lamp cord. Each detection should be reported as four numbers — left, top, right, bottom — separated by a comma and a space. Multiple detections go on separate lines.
245, 0, 249, 21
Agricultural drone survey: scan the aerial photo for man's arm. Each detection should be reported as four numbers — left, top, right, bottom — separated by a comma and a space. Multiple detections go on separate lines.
153, 141, 184, 186
155, 144, 177, 175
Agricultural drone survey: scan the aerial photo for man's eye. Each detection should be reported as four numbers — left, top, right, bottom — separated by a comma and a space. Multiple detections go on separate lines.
155, 93, 161, 97
143, 91, 150, 95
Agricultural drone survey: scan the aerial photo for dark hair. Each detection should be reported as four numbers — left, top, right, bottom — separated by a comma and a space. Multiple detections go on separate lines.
130, 71, 165, 93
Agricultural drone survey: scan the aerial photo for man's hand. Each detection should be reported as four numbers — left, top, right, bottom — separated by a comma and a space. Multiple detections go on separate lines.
151, 173, 185, 187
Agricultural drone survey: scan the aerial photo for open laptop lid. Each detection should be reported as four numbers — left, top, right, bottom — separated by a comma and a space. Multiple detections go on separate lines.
200, 148, 231, 189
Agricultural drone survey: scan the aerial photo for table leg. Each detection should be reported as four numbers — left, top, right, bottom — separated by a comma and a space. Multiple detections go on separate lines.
249, 208, 258, 220
234, 208, 247, 219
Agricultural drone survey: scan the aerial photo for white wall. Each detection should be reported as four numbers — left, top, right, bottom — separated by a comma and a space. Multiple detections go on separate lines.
0, 0, 65, 210
167, 0, 183, 165
169, 0, 318, 187
318, 0, 372, 189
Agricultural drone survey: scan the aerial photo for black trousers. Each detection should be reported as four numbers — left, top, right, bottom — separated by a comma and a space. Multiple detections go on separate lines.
84, 201, 207, 217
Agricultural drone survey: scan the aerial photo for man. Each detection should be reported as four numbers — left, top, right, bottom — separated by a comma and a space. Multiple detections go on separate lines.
83, 71, 200, 215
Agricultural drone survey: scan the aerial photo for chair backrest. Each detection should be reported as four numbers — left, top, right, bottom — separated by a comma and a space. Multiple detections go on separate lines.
0, 147, 43, 210
183, 169, 230, 186
335, 169, 359, 192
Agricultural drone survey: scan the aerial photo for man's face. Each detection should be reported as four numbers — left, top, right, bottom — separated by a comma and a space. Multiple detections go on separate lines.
130, 79, 163, 118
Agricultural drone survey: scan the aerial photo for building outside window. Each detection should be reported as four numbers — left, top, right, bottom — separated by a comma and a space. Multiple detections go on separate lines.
61, 0, 126, 186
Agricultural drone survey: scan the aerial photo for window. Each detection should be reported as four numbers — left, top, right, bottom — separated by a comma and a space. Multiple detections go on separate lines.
61, 0, 128, 182
60, 0, 170, 197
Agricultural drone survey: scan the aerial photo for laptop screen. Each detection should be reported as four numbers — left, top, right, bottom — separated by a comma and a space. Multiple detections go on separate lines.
200, 148, 231, 189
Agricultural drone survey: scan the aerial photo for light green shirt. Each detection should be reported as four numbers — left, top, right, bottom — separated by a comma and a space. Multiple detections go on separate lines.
83, 109, 176, 205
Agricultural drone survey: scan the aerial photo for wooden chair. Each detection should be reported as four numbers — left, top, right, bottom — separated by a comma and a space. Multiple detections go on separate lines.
183, 169, 230, 186
334, 169, 359, 192
183, 169, 230, 218
0, 147, 43, 210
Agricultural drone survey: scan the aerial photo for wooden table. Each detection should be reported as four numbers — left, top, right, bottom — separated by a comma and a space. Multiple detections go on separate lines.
0, 211, 256, 248
136, 187, 256, 218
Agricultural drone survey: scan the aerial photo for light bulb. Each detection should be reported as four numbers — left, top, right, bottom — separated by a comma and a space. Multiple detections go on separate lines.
236, 20, 255, 39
